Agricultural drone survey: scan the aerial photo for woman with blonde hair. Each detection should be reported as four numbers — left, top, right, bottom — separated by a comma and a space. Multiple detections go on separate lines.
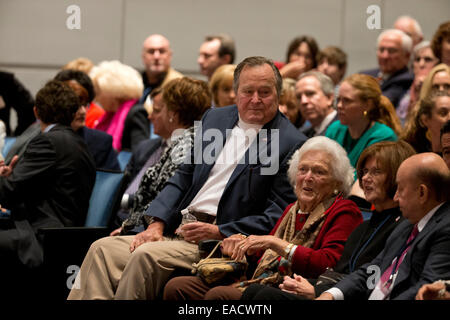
90, 60, 148, 151
402, 63, 450, 152
325, 73, 400, 168
209, 64, 236, 107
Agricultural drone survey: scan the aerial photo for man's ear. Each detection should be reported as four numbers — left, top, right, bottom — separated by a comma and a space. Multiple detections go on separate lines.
418, 184, 429, 204
33, 106, 39, 120
221, 54, 232, 65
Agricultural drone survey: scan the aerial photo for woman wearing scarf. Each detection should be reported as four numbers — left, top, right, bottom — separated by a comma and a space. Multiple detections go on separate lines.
163, 136, 363, 300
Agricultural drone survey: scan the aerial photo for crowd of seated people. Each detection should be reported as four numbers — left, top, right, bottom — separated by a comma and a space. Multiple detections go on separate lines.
0, 15, 450, 302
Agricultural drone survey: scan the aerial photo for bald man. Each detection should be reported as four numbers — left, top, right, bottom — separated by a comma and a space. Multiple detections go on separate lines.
394, 16, 424, 48
139, 34, 183, 107
317, 153, 450, 300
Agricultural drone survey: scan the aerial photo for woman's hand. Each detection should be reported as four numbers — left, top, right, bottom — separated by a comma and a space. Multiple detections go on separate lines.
279, 60, 307, 79
279, 274, 315, 300
231, 235, 289, 261
221, 234, 247, 256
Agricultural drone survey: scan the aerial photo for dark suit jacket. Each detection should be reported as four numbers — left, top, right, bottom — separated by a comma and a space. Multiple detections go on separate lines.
121, 104, 150, 152
0, 71, 35, 136
145, 105, 307, 236
335, 201, 450, 300
360, 67, 414, 108
5, 124, 120, 171
4, 122, 40, 164
302, 113, 338, 138
0, 124, 96, 267
78, 127, 120, 171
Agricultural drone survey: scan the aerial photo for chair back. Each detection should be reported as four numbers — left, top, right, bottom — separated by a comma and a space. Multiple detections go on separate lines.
117, 151, 132, 171
85, 169, 124, 227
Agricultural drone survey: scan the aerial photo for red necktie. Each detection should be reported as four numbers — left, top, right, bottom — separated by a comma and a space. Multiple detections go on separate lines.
379, 224, 419, 293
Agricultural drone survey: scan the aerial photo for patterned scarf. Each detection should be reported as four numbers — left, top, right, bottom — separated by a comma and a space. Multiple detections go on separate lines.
233, 196, 338, 290
121, 126, 195, 233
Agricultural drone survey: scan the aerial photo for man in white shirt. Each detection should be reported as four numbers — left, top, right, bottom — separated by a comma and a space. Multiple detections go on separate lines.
317, 152, 450, 300
68, 56, 307, 300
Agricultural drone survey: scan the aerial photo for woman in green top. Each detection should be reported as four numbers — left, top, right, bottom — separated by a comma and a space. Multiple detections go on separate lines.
326, 74, 401, 168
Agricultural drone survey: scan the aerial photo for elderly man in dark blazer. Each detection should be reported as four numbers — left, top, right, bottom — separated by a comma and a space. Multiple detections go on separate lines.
360, 29, 414, 108
317, 153, 450, 300
68, 56, 308, 300
0, 80, 96, 270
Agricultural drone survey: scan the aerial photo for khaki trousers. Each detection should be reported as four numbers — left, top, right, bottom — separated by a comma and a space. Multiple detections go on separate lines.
67, 235, 200, 300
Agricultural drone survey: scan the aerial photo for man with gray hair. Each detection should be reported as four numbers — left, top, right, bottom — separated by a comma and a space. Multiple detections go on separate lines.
361, 29, 414, 108
198, 33, 236, 80
68, 56, 307, 300
296, 71, 337, 138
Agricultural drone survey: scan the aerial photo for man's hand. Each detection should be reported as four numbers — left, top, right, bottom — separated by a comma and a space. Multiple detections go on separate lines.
110, 227, 122, 236
416, 281, 450, 300
129, 221, 164, 252
179, 222, 223, 244
315, 292, 334, 300
0, 155, 19, 177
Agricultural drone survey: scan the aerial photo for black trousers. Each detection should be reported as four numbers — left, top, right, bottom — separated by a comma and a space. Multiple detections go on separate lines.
241, 283, 309, 300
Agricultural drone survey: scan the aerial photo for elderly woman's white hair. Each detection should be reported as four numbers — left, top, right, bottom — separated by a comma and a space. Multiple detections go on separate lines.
89, 60, 143, 101
287, 136, 355, 197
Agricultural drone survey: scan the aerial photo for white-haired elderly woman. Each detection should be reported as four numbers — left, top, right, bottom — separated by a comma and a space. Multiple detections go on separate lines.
90, 60, 147, 151
163, 136, 363, 300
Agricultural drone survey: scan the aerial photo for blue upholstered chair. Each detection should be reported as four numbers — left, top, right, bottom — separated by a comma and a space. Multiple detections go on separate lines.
1, 136, 17, 158
117, 150, 132, 171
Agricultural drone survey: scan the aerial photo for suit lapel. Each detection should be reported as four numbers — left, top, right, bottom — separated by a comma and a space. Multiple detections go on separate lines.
393, 203, 448, 291
195, 107, 238, 185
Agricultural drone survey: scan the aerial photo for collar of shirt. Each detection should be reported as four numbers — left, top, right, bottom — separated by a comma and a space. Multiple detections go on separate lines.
313, 110, 337, 135
417, 202, 445, 232
237, 115, 263, 132
44, 124, 57, 133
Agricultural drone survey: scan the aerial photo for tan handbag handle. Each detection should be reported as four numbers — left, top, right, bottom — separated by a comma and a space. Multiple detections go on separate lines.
203, 241, 223, 260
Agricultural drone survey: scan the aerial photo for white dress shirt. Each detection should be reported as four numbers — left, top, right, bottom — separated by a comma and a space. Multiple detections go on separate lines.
184, 117, 262, 216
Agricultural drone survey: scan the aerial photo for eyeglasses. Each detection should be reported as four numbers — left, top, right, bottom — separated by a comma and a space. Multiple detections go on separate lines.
414, 56, 436, 63
360, 167, 383, 178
